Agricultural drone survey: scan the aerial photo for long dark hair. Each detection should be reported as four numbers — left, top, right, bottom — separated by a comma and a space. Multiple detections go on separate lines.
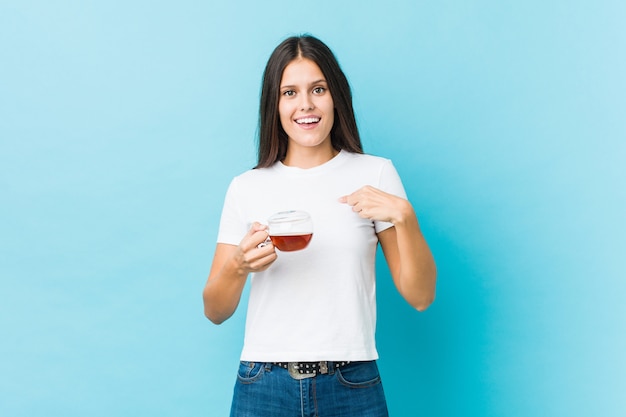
255, 35, 363, 168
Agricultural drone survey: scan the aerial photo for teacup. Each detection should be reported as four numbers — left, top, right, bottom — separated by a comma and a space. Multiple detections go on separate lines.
267, 210, 313, 252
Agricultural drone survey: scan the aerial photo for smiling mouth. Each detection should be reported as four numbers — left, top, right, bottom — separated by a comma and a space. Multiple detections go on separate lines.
295, 117, 321, 125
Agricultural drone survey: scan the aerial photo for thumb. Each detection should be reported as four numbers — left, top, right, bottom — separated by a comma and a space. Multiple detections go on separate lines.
247, 221, 268, 235
241, 222, 270, 249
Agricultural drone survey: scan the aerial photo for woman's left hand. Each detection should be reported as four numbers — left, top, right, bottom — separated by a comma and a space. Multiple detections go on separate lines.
339, 185, 412, 225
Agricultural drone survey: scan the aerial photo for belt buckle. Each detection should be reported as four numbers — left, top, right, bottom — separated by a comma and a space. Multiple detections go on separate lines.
287, 362, 315, 380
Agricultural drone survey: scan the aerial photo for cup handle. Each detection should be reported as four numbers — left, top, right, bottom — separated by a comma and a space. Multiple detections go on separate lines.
257, 236, 271, 248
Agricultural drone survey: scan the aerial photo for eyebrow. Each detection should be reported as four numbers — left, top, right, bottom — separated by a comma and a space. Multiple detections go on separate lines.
280, 79, 328, 89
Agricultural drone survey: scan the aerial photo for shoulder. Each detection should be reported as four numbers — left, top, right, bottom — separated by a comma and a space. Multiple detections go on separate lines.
222, 165, 281, 205
231, 164, 279, 183
341, 151, 395, 170
343, 152, 404, 190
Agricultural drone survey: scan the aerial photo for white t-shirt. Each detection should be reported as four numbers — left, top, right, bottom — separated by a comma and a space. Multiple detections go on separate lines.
217, 151, 407, 362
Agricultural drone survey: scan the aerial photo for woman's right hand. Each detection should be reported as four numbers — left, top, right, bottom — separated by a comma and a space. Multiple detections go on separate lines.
234, 222, 277, 273
203, 222, 277, 324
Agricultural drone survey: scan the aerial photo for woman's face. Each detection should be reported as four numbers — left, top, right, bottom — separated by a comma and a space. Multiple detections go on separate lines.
278, 58, 335, 155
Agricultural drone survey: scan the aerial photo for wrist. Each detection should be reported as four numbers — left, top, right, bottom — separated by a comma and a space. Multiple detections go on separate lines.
229, 248, 252, 278
391, 199, 416, 227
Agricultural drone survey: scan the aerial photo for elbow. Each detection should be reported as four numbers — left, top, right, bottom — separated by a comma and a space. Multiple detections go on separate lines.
408, 281, 436, 312
204, 310, 222, 325
400, 288, 435, 312
204, 313, 226, 325
414, 267, 437, 312
403, 271, 437, 312
203, 306, 230, 325
203, 287, 229, 325
413, 293, 435, 312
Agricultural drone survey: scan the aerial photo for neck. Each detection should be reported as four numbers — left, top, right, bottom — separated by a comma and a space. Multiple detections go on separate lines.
283, 145, 339, 169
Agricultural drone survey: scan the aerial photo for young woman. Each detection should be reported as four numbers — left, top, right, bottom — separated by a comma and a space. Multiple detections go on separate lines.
203, 35, 437, 417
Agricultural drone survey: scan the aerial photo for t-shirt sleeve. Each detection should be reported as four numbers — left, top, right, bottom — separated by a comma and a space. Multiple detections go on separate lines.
216, 177, 247, 245
374, 159, 408, 234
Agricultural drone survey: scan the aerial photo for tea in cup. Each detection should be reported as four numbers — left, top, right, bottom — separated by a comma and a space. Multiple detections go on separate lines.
267, 210, 313, 251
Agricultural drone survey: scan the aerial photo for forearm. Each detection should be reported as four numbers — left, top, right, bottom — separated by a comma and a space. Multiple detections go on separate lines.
203, 232, 277, 324
387, 203, 437, 311
203, 248, 249, 325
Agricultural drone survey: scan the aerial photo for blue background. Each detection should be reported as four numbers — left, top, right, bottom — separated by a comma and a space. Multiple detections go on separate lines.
1, 1, 624, 416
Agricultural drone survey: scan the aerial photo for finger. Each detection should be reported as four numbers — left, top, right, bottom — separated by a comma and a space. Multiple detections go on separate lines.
248, 221, 268, 233
250, 230, 270, 247
256, 236, 271, 248
247, 249, 278, 272
340, 185, 376, 205
242, 241, 274, 263
257, 252, 278, 271
241, 227, 270, 251
339, 192, 359, 206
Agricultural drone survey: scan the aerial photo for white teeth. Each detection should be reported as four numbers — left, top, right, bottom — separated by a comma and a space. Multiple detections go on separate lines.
296, 117, 320, 124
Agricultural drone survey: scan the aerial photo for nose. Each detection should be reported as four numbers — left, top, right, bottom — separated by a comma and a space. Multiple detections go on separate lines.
299, 94, 315, 111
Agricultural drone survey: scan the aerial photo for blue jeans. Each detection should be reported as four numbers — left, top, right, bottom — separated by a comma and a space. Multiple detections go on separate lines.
230, 361, 389, 417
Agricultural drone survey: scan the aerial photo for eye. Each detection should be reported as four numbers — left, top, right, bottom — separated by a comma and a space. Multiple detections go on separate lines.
312, 87, 326, 94
282, 90, 296, 97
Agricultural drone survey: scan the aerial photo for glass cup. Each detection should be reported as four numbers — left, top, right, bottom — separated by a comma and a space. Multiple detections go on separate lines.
267, 210, 313, 251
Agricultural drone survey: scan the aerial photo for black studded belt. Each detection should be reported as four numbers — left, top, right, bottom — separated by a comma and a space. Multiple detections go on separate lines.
272, 361, 351, 380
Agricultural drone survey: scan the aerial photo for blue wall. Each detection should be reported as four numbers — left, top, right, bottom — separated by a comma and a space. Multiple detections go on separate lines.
1, 1, 624, 416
